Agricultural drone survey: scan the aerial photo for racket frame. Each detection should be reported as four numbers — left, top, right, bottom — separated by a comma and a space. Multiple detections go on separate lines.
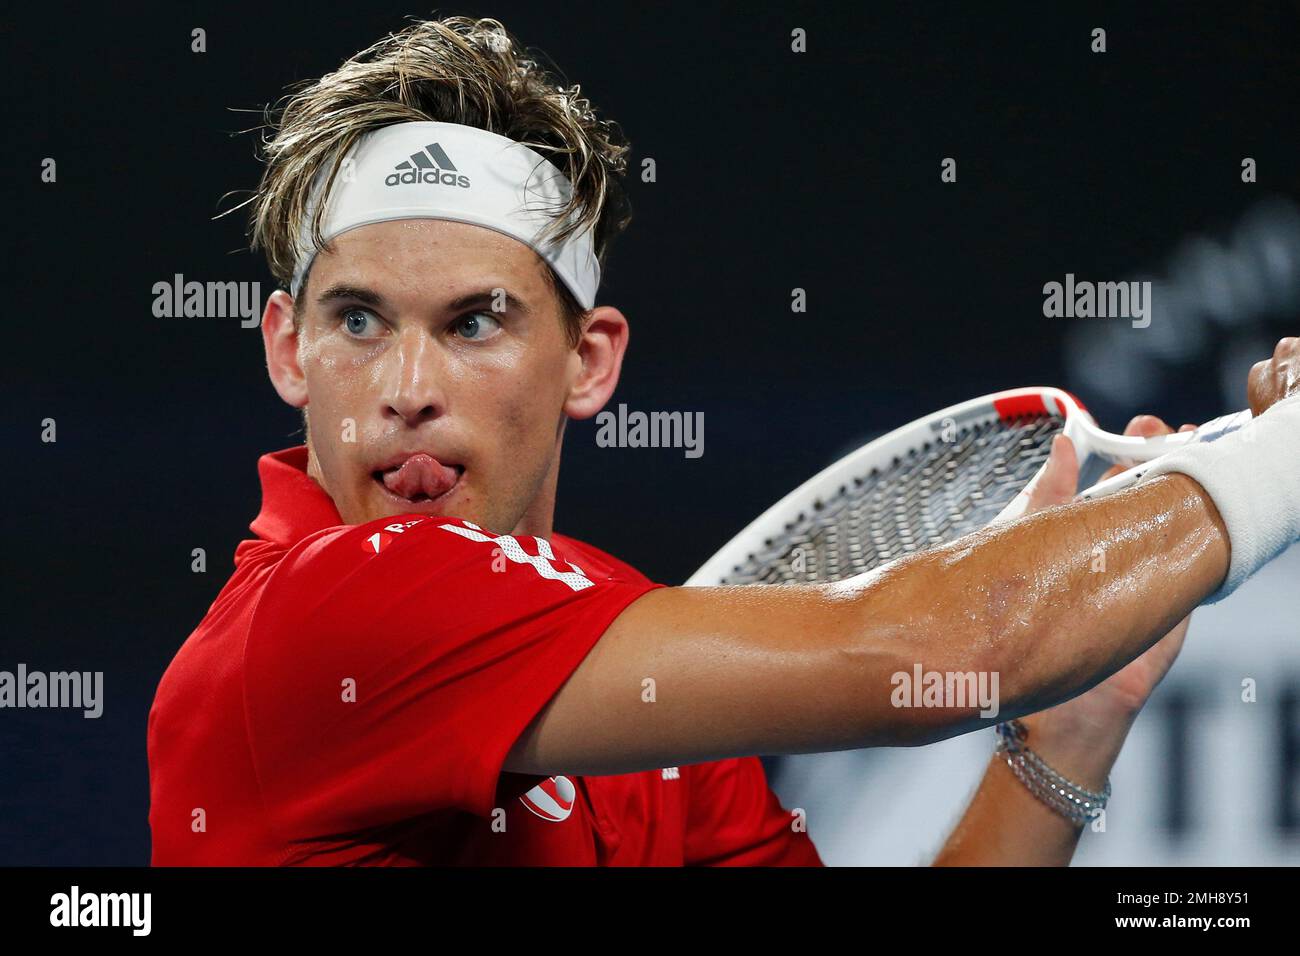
687, 386, 1247, 587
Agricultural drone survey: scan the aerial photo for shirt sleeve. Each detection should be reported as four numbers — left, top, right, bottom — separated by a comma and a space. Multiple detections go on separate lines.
243, 516, 660, 843
683, 757, 824, 866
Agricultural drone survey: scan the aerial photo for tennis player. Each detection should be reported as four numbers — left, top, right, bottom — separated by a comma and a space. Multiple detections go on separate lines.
147, 17, 1300, 866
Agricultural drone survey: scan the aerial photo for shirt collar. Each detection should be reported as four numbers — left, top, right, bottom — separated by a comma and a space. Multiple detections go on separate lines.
249, 445, 345, 548
245, 446, 597, 562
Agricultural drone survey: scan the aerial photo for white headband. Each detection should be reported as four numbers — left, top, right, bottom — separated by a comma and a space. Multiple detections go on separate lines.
290, 121, 600, 308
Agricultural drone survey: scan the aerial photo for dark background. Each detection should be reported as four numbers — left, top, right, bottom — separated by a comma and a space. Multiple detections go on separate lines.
3, 2, 1298, 864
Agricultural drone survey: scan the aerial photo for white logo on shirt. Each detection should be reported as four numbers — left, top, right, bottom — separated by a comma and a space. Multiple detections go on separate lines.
661, 766, 680, 780
439, 521, 595, 592
520, 775, 577, 822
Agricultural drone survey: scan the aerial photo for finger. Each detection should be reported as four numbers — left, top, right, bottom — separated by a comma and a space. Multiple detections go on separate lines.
1026, 434, 1079, 512
1099, 415, 1177, 482
1123, 414, 1175, 439
1248, 357, 1273, 417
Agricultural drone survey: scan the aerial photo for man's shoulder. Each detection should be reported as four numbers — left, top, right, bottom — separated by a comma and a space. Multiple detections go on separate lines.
260, 515, 482, 587
549, 530, 655, 586
247, 516, 655, 654
261, 516, 655, 598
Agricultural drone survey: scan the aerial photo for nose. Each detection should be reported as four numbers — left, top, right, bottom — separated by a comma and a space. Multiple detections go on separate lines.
381, 325, 448, 426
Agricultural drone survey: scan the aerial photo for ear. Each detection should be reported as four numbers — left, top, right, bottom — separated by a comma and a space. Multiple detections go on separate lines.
563, 305, 629, 420
262, 289, 309, 409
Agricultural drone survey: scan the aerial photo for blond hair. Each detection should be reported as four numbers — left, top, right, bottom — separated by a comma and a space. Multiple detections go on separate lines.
241, 16, 632, 340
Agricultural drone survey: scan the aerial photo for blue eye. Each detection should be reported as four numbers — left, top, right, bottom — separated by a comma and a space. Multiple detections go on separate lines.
342, 308, 379, 337
454, 312, 502, 340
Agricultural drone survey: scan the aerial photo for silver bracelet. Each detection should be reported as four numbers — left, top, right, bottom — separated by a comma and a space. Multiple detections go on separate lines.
994, 719, 1110, 828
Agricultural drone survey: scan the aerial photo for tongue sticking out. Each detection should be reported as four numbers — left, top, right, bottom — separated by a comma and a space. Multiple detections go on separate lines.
381, 454, 459, 501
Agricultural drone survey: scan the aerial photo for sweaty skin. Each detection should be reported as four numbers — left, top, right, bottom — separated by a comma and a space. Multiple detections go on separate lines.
263, 219, 631, 539
515, 339, 1294, 781
513, 472, 1227, 773
935, 418, 1193, 864
260, 225, 1297, 864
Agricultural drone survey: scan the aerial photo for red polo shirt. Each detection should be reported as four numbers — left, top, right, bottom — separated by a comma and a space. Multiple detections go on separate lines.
147, 446, 822, 866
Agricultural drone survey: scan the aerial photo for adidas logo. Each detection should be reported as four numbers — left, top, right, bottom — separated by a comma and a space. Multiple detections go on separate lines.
384, 142, 471, 189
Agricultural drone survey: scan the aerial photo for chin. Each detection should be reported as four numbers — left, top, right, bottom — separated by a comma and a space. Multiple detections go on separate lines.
360, 481, 465, 522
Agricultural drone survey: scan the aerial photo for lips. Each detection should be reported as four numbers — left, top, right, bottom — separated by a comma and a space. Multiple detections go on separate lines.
374, 453, 461, 503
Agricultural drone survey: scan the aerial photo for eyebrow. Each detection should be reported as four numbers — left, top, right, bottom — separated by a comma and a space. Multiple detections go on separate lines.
315, 284, 534, 315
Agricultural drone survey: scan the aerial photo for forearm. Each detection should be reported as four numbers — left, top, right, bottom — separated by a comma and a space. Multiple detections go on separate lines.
841, 472, 1227, 745
513, 476, 1226, 776
933, 710, 1131, 865
512, 343, 1291, 778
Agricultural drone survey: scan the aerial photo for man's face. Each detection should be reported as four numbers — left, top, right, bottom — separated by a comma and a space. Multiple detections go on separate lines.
293, 219, 579, 533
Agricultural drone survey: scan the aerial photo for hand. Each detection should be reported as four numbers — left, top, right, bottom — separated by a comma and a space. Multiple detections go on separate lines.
1020, 415, 1196, 738
1248, 336, 1299, 416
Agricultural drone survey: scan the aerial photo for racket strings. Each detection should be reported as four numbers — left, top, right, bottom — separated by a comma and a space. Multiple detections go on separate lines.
722, 415, 1064, 585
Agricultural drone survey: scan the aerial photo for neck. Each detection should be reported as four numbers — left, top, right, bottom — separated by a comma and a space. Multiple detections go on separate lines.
510, 430, 564, 539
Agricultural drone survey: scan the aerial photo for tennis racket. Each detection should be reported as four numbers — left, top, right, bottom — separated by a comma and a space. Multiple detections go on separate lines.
687, 387, 1250, 587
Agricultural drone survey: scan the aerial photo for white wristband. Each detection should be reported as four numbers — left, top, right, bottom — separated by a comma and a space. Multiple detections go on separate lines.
1138, 392, 1300, 603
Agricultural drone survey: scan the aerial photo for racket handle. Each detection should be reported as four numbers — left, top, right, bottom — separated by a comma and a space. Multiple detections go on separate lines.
1078, 408, 1253, 502
995, 408, 1253, 522
1081, 408, 1253, 462
1077, 460, 1159, 501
